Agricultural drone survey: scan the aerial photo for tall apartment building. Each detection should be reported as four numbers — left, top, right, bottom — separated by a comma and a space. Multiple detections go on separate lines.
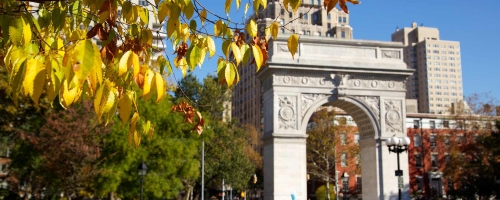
232, 0, 353, 129
391, 22, 464, 114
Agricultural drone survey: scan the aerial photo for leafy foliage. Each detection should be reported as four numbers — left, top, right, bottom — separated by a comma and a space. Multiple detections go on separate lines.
0, 0, 360, 145
306, 108, 359, 200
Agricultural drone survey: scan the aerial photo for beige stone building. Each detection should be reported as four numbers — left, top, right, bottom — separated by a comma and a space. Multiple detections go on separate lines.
392, 22, 464, 114
231, 0, 353, 130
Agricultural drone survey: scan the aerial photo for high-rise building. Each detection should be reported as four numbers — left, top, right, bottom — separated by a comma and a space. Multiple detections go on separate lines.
391, 22, 464, 114
231, 0, 353, 129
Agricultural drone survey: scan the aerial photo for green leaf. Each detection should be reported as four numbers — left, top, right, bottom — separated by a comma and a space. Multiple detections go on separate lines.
246, 19, 257, 38
9, 18, 23, 45
189, 20, 197, 31
73, 39, 95, 86
287, 34, 299, 59
188, 45, 202, 71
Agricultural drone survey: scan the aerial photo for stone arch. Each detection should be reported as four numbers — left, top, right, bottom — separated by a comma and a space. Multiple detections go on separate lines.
300, 95, 381, 139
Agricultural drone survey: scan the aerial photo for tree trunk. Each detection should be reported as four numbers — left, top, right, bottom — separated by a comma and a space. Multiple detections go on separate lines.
108, 192, 114, 200
326, 159, 330, 200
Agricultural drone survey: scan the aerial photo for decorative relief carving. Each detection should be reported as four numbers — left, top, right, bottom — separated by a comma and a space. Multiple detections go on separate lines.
384, 100, 403, 134
353, 96, 380, 123
301, 94, 328, 117
278, 96, 297, 129
273, 75, 335, 88
381, 50, 400, 59
278, 44, 289, 52
346, 79, 405, 90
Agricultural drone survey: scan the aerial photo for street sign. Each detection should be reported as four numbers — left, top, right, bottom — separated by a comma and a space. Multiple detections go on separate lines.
395, 170, 403, 176
398, 176, 404, 189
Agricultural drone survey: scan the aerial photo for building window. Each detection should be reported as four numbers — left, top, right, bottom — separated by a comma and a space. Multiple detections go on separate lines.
303, 13, 308, 19
341, 153, 348, 167
415, 154, 422, 167
327, 23, 331, 29
338, 16, 342, 23
313, 14, 318, 21
341, 31, 345, 38
431, 154, 438, 168
414, 135, 421, 147
445, 154, 451, 165
343, 17, 346, 23
327, 14, 331, 19
457, 135, 464, 144
430, 120, 435, 129
413, 120, 420, 128
354, 134, 359, 144
416, 177, 423, 191
289, 12, 293, 18
280, 18, 284, 25
343, 177, 349, 192
356, 177, 362, 192
281, 28, 285, 33
430, 135, 436, 147
281, 9, 285, 15
341, 133, 346, 145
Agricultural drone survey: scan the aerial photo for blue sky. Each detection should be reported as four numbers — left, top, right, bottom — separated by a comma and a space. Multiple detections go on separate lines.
171, 0, 500, 100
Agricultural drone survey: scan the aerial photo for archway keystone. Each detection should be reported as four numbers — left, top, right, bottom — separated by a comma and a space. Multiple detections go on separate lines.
258, 36, 413, 200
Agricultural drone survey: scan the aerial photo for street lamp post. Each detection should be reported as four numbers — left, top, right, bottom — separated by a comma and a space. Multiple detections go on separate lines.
386, 136, 411, 200
341, 172, 349, 200
138, 162, 148, 200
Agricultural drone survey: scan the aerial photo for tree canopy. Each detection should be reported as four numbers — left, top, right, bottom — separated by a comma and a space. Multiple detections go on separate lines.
0, 0, 360, 145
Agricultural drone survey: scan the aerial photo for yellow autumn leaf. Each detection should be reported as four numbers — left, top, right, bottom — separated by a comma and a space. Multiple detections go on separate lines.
158, 1, 168, 21
183, 1, 195, 19
139, 7, 149, 25
72, 39, 95, 87
290, 0, 301, 13
119, 50, 140, 77
142, 69, 155, 97
251, 45, 263, 71
231, 42, 242, 66
244, 3, 250, 15
206, 36, 216, 57
22, 18, 31, 45
224, 0, 232, 14
270, 22, 279, 40
200, 9, 207, 25
225, 62, 235, 87
45, 56, 63, 105
22, 58, 45, 107
260, 0, 267, 9
236, 0, 241, 9
246, 19, 257, 37
60, 78, 82, 109
214, 20, 223, 37
155, 72, 165, 103
287, 34, 299, 59
128, 112, 140, 148
118, 91, 133, 125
